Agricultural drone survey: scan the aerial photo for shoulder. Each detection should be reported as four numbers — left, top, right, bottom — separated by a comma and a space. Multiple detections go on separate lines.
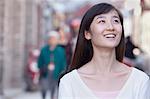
41, 45, 49, 51
132, 67, 149, 83
59, 69, 77, 84
131, 68, 150, 98
120, 62, 149, 81
133, 68, 149, 79
39, 45, 49, 56
56, 45, 65, 51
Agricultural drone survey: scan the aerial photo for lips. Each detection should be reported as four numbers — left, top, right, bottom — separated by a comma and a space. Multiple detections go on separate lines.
104, 33, 116, 38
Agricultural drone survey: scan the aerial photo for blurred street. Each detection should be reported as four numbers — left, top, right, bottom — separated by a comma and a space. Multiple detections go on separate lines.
9, 91, 45, 99
12, 92, 41, 99
0, 0, 150, 99
1, 89, 51, 99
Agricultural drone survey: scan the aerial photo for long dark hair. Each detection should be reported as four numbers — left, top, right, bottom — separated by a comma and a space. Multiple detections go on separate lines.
69, 3, 125, 71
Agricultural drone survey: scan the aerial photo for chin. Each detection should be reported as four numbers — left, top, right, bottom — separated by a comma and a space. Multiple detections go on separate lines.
102, 43, 119, 49
92, 40, 120, 49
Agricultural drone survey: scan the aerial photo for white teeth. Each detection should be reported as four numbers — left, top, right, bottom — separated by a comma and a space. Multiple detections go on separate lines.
104, 34, 116, 38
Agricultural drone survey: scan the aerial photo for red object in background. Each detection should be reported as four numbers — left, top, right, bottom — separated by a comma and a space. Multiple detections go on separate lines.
25, 49, 40, 91
27, 49, 40, 84
70, 18, 81, 28
27, 59, 39, 83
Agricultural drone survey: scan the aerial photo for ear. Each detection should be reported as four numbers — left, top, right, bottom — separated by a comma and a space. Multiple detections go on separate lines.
84, 30, 91, 40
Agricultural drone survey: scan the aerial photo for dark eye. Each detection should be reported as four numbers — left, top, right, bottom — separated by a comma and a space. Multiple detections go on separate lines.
113, 19, 120, 23
98, 20, 105, 23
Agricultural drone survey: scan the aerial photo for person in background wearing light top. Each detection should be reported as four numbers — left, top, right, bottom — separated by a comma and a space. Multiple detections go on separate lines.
38, 30, 67, 99
58, 3, 150, 99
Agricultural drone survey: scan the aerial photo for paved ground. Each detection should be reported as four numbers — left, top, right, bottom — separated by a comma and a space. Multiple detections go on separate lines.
0, 89, 58, 99
0, 89, 56, 99
10, 91, 44, 99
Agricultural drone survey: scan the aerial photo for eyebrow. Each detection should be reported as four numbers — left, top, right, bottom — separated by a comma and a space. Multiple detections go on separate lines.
113, 15, 120, 19
96, 16, 106, 19
96, 15, 120, 20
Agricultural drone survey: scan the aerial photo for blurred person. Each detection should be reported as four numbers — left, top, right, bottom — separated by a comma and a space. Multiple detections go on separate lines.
123, 36, 146, 69
56, 26, 68, 46
123, 36, 139, 67
135, 52, 150, 77
55, 19, 81, 67
124, 36, 138, 60
24, 49, 40, 92
38, 30, 67, 99
58, 3, 150, 99
70, 18, 81, 52
57, 24, 73, 66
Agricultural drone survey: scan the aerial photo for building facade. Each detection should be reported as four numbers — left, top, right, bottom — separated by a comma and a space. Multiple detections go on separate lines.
0, 0, 43, 91
0, 0, 5, 95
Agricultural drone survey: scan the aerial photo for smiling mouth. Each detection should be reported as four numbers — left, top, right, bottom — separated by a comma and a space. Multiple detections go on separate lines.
104, 34, 116, 38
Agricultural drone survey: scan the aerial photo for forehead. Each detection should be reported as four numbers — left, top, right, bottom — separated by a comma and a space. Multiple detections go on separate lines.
94, 10, 119, 19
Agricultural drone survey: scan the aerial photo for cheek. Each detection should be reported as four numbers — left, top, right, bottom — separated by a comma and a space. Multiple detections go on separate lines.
91, 25, 105, 36
117, 26, 123, 42
116, 25, 122, 34
114, 25, 122, 39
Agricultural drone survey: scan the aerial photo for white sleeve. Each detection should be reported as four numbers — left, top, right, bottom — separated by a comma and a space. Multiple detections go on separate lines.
138, 77, 150, 99
58, 79, 73, 99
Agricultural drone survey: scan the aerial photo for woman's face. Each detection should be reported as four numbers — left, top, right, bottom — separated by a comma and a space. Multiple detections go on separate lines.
85, 10, 122, 49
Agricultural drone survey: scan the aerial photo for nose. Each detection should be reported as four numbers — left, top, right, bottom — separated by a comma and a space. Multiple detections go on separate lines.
107, 21, 114, 31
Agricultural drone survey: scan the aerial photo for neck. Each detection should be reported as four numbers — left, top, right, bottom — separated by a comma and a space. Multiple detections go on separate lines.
49, 45, 56, 51
91, 48, 118, 73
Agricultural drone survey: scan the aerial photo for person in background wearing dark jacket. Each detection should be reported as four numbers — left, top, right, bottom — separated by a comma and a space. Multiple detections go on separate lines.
38, 30, 67, 99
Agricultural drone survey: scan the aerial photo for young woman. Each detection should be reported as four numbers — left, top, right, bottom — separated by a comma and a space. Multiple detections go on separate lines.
58, 3, 150, 99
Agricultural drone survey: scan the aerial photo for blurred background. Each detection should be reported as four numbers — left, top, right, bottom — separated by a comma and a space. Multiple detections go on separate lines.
0, 0, 150, 99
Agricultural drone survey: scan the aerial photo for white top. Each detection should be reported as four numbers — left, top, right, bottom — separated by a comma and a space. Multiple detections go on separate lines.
93, 90, 119, 99
58, 68, 150, 99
